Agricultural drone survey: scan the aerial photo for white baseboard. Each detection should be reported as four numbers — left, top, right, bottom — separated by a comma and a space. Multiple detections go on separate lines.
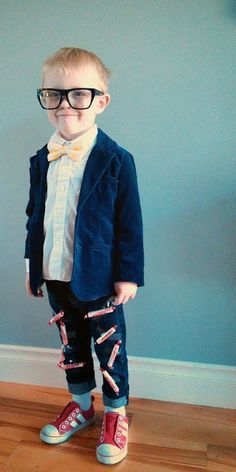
0, 344, 236, 409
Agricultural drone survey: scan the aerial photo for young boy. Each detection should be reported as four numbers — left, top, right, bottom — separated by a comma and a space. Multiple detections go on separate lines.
25, 47, 144, 465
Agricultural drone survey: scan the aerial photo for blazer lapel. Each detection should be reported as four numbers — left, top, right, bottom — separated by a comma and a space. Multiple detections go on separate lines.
77, 129, 117, 212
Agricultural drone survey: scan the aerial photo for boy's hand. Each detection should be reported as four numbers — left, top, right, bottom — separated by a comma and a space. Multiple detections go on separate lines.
25, 273, 44, 298
113, 281, 137, 305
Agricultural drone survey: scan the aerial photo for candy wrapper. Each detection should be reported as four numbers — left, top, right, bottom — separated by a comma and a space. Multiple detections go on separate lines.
95, 325, 117, 344
84, 296, 116, 319
107, 341, 122, 369
58, 360, 86, 370
48, 311, 68, 345
57, 348, 86, 370
48, 310, 64, 326
84, 306, 115, 319
100, 368, 119, 395
60, 321, 68, 345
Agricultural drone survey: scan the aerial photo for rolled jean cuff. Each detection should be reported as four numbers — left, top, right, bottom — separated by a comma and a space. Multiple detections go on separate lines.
68, 378, 96, 395
103, 393, 128, 408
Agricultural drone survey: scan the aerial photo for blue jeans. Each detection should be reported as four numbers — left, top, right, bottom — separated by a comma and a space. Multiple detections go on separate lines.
46, 281, 129, 408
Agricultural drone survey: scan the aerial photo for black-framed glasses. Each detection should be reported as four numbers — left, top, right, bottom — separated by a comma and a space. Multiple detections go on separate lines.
37, 88, 104, 110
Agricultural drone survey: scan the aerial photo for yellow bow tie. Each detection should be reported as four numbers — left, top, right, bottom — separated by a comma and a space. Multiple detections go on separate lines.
47, 142, 82, 162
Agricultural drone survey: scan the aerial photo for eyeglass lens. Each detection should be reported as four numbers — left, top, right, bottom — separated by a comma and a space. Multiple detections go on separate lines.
39, 89, 93, 109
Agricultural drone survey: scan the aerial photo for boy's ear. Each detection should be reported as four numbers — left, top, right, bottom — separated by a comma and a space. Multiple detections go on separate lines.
96, 93, 111, 115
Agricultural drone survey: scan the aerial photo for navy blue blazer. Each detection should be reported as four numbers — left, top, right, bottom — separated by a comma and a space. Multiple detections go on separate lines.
25, 128, 144, 300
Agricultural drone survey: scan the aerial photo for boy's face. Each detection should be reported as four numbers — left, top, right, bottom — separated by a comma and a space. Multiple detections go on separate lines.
42, 64, 110, 140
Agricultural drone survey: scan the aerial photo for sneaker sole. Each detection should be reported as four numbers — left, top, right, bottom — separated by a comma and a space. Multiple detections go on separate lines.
40, 415, 95, 445
96, 447, 128, 465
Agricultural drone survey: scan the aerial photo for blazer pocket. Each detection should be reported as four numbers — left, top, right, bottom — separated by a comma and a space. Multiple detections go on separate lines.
99, 175, 118, 184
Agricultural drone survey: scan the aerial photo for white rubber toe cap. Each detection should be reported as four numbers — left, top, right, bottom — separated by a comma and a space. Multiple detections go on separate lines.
96, 444, 127, 464
41, 424, 59, 437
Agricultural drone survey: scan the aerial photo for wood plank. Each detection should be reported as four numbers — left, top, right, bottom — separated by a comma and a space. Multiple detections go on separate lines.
0, 438, 18, 466
207, 444, 236, 471
129, 443, 206, 467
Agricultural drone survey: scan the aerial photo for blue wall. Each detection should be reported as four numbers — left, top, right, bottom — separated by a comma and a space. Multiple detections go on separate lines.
1, 0, 236, 365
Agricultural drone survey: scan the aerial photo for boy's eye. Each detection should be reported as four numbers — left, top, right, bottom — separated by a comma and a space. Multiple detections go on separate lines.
47, 91, 60, 97
72, 89, 90, 97
41, 90, 60, 98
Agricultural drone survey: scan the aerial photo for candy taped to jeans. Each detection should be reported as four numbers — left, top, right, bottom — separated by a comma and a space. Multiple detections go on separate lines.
107, 340, 122, 368
95, 325, 117, 344
57, 348, 86, 370
48, 310, 64, 326
57, 348, 66, 368
60, 322, 68, 345
58, 360, 86, 370
100, 368, 120, 394
84, 306, 115, 319
84, 296, 116, 319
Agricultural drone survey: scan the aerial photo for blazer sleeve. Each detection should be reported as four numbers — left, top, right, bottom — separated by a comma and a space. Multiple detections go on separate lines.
114, 151, 144, 286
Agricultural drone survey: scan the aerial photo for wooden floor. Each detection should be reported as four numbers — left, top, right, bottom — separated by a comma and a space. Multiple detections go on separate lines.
1, 382, 236, 471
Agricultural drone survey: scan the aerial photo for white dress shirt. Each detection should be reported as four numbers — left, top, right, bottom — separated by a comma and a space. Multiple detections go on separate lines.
26, 125, 97, 282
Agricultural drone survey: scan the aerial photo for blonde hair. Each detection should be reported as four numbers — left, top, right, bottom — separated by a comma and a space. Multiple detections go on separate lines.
41, 47, 111, 91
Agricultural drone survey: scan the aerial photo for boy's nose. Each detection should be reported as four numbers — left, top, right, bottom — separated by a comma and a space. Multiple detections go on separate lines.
60, 95, 70, 107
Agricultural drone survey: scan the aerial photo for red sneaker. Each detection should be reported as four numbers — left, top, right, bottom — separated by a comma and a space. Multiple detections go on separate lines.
96, 412, 128, 464
40, 397, 95, 444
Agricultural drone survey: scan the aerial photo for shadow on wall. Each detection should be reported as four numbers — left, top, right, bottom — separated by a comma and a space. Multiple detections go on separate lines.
227, 0, 236, 20
154, 197, 236, 283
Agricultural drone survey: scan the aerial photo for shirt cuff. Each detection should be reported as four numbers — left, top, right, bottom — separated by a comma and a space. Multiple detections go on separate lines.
25, 259, 30, 272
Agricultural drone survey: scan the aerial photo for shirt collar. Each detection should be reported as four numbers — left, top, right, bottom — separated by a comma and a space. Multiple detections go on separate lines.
49, 124, 98, 150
